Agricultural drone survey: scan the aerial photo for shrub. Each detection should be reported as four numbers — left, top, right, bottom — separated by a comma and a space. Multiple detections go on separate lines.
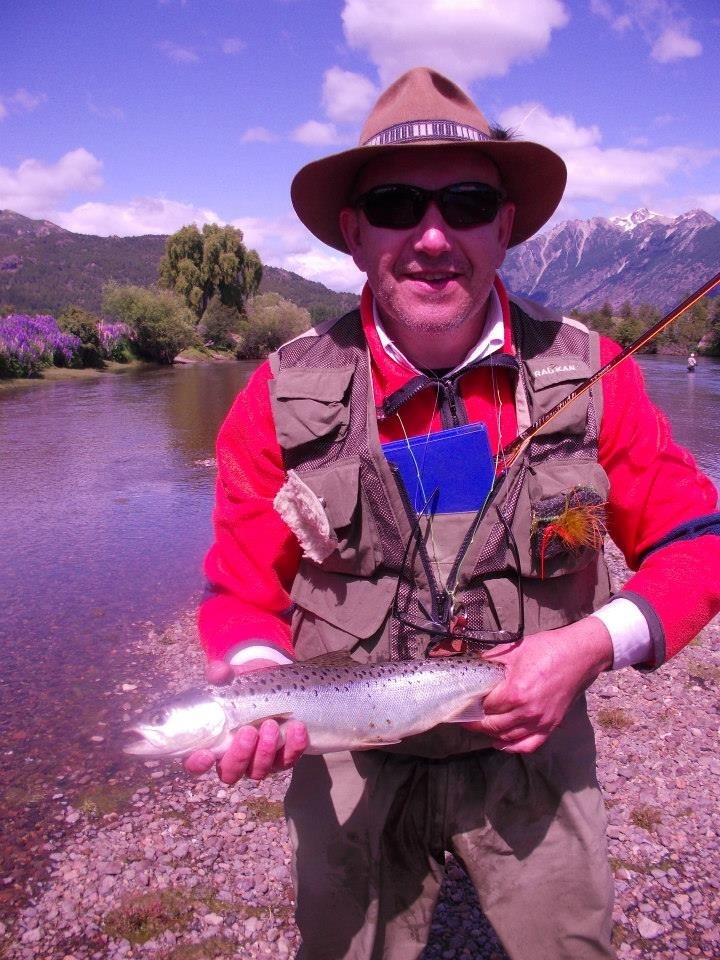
0, 314, 80, 378
102, 284, 198, 364
199, 297, 243, 350
58, 305, 104, 368
237, 292, 311, 359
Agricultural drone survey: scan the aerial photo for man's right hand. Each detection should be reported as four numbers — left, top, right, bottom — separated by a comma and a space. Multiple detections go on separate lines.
183, 658, 308, 783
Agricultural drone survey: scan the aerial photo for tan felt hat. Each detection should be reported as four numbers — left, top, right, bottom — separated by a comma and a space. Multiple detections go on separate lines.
291, 66, 566, 252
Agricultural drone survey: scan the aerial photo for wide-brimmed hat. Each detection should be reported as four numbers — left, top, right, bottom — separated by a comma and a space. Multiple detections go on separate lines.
291, 66, 566, 252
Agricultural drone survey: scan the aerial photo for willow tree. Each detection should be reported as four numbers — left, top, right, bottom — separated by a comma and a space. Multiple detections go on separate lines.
159, 223, 263, 319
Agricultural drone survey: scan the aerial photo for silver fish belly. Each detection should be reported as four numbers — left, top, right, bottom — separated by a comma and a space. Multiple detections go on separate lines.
123, 656, 504, 759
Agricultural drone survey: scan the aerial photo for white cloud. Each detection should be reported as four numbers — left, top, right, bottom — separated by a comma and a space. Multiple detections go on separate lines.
54, 197, 221, 236
284, 249, 365, 293
591, 0, 702, 62
221, 37, 245, 55
233, 215, 364, 293
0, 148, 103, 218
322, 67, 378, 124
240, 126, 279, 143
291, 120, 344, 146
341, 0, 569, 85
499, 103, 717, 206
651, 27, 701, 63
695, 194, 720, 218
0, 88, 46, 119
157, 40, 199, 64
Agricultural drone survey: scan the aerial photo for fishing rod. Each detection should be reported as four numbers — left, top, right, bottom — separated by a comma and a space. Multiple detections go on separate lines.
498, 269, 720, 472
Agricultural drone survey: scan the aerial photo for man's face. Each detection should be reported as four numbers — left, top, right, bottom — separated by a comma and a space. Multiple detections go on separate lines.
339, 146, 515, 365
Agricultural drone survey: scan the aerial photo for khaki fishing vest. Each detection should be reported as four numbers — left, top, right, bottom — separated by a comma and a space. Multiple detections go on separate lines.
269, 297, 612, 670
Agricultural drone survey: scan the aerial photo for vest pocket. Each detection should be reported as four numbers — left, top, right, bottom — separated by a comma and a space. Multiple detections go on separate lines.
269, 365, 354, 448
518, 461, 610, 578
298, 457, 382, 576
291, 566, 397, 657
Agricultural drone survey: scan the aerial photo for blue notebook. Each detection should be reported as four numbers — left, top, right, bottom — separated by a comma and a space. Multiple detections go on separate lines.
382, 422, 495, 514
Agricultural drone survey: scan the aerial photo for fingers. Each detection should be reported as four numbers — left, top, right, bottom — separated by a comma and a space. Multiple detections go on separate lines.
184, 748, 218, 775
214, 719, 308, 784
205, 659, 234, 685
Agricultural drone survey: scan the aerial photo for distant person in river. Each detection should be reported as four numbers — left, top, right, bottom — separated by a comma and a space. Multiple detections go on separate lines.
688, 351, 697, 371
185, 68, 720, 959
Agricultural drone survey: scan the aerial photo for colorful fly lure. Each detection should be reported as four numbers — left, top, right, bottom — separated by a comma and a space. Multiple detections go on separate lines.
531, 486, 607, 579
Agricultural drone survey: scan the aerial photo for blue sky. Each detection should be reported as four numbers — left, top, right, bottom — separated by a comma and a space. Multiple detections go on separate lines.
2, 0, 718, 293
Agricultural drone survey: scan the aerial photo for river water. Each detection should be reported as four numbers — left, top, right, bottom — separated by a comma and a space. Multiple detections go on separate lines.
1, 354, 719, 911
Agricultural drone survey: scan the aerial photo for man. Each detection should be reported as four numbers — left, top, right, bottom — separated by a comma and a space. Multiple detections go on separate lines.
187, 68, 720, 959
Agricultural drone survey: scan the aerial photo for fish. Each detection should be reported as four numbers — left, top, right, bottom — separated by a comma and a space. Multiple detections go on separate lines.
123, 655, 504, 759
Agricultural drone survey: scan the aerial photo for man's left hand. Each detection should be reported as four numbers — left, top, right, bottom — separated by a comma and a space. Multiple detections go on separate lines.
466, 618, 613, 753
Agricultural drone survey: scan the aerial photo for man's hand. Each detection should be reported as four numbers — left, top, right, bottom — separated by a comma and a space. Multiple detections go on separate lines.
466, 617, 613, 753
183, 658, 308, 783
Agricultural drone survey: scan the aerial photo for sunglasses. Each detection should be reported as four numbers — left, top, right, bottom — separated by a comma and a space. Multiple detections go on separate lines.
354, 181, 507, 231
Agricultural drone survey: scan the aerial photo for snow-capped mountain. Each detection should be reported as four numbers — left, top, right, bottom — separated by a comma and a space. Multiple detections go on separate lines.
501, 208, 719, 313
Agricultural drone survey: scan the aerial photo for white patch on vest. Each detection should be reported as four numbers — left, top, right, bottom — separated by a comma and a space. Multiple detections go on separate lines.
273, 470, 338, 563
532, 364, 578, 378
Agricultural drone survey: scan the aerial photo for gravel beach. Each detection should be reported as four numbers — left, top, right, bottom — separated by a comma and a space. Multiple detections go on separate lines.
2, 544, 719, 960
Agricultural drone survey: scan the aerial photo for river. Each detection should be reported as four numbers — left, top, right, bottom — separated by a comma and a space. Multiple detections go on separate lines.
1, 353, 719, 913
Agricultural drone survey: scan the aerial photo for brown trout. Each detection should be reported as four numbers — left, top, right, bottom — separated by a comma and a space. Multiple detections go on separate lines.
123, 655, 504, 758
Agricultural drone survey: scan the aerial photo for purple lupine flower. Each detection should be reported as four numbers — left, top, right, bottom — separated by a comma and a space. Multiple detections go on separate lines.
0, 314, 80, 377
97, 320, 134, 361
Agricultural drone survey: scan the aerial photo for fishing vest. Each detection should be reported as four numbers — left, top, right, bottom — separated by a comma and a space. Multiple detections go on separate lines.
268, 297, 612, 671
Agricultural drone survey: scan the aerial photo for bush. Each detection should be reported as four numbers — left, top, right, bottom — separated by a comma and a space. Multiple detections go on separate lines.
237, 293, 311, 359
0, 314, 80, 378
199, 297, 243, 350
58, 305, 104, 368
98, 321, 135, 362
102, 284, 198, 364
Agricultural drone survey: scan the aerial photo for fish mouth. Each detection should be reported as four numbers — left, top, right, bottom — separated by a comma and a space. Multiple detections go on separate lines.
122, 726, 177, 757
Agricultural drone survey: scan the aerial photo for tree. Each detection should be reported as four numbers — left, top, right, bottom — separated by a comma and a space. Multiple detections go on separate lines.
102, 284, 197, 364
237, 293, 311, 359
158, 224, 263, 319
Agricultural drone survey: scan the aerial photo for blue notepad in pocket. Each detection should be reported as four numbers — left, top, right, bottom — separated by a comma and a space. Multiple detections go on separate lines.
382, 422, 495, 514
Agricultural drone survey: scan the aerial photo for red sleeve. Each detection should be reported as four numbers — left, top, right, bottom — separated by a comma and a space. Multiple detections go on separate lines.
598, 337, 720, 662
198, 361, 301, 662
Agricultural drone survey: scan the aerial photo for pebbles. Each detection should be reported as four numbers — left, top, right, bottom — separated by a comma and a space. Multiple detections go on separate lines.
3, 551, 719, 959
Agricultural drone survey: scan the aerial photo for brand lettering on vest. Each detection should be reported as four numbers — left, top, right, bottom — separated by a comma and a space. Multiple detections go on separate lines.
533, 364, 578, 378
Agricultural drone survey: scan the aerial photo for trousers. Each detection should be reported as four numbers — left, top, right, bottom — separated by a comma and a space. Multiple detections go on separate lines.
284, 698, 615, 960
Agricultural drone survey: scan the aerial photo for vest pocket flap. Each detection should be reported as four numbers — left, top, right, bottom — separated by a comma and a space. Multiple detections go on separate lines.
272, 366, 354, 402
303, 458, 360, 529
291, 566, 397, 640
524, 356, 592, 436
525, 356, 590, 391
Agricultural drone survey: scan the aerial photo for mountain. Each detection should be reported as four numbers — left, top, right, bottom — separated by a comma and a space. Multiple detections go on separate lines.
0, 211, 359, 319
1, 206, 717, 320
501, 207, 720, 314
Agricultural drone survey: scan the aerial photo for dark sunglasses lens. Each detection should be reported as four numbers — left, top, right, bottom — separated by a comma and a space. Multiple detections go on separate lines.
441, 185, 503, 227
359, 184, 504, 230
362, 187, 424, 228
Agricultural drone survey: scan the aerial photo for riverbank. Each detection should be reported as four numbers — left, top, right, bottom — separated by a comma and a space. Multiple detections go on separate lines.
3, 545, 719, 960
0, 349, 239, 392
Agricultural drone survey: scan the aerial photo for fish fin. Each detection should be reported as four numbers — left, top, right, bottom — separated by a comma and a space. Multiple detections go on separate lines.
353, 736, 403, 748
444, 704, 487, 723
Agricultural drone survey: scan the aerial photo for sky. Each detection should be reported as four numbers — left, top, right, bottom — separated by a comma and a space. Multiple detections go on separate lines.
2, 0, 718, 293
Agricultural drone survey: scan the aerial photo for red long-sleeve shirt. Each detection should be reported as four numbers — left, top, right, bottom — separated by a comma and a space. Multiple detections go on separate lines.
199, 282, 720, 666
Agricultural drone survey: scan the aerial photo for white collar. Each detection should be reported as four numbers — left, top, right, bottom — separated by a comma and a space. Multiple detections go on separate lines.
372, 285, 504, 376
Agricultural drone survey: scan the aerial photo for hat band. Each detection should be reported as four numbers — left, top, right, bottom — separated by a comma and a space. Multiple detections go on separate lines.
363, 119, 491, 147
